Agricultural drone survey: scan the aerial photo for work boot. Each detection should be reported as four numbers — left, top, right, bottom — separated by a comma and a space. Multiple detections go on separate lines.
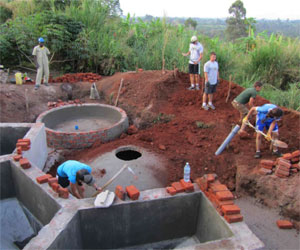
208, 103, 215, 110
254, 151, 261, 159
196, 84, 200, 90
187, 86, 195, 90
272, 150, 282, 157
44, 82, 49, 86
34, 85, 39, 90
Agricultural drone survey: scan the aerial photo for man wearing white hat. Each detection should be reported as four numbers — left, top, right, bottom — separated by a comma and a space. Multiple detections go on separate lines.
32, 37, 50, 90
182, 35, 203, 90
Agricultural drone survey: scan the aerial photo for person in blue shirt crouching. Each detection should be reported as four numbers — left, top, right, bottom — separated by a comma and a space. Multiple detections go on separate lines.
57, 160, 102, 199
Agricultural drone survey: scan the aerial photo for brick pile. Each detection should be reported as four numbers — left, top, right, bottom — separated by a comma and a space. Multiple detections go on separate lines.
115, 185, 140, 201
195, 174, 243, 224
47, 99, 83, 109
51, 73, 101, 83
165, 179, 195, 196
258, 160, 275, 175
13, 138, 32, 169
274, 150, 300, 178
36, 175, 69, 199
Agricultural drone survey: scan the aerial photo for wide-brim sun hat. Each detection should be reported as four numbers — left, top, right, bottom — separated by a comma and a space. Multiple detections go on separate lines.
191, 36, 198, 42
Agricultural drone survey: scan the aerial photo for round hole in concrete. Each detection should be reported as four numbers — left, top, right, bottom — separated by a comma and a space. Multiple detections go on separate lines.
115, 147, 142, 161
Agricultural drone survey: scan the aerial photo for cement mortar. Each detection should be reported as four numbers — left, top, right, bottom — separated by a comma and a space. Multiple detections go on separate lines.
83, 145, 168, 197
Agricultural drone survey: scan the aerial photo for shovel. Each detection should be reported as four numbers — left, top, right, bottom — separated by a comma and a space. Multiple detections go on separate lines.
244, 120, 288, 148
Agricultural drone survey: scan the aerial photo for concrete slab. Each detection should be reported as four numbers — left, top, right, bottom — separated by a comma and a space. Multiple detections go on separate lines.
84, 145, 168, 197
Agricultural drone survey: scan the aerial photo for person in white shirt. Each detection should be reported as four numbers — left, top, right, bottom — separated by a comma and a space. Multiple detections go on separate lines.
202, 52, 219, 110
32, 37, 50, 90
182, 36, 203, 90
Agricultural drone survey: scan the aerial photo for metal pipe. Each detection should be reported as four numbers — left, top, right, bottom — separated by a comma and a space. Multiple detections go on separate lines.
215, 125, 240, 156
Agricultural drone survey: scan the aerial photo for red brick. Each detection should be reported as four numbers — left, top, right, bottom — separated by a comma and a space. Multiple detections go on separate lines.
292, 163, 300, 170
259, 168, 272, 175
166, 186, 177, 196
19, 158, 31, 169
215, 191, 234, 201
215, 199, 234, 207
275, 168, 289, 177
36, 174, 52, 184
277, 164, 291, 172
195, 177, 208, 192
276, 157, 290, 165
224, 214, 243, 223
179, 179, 194, 192
276, 220, 293, 229
290, 168, 298, 173
115, 185, 126, 200
17, 147, 22, 155
48, 177, 58, 187
278, 159, 291, 168
206, 174, 215, 184
261, 164, 273, 170
13, 155, 22, 161
58, 187, 69, 199
17, 139, 31, 145
126, 185, 140, 200
260, 160, 275, 167
221, 204, 241, 215
275, 173, 286, 178
291, 157, 299, 163
210, 184, 228, 194
51, 183, 60, 192
212, 180, 222, 185
282, 153, 293, 160
291, 150, 300, 158
171, 182, 185, 193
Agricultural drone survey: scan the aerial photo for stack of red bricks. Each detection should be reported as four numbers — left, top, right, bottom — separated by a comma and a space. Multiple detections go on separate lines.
13, 139, 31, 169
195, 174, 243, 224
36, 174, 69, 199
274, 150, 300, 178
115, 185, 140, 201
47, 99, 83, 109
258, 160, 275, 175
165, 179, 195, 196
52, 73, 101, 83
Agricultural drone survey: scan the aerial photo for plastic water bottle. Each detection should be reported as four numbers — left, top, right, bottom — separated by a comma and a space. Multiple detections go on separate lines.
184, 162, 190, 182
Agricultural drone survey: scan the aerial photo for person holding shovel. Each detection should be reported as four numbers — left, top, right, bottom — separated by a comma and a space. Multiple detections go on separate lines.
182, 35, 203, 90
242, 104, 283, 159
32, 37, 50, 90
57, 160, 102, 199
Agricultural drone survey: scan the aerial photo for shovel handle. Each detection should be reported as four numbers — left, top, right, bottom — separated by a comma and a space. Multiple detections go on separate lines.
92, 164, 128, 197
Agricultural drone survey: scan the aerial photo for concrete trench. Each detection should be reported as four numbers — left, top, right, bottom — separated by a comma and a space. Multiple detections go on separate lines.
0, 107, 264, 249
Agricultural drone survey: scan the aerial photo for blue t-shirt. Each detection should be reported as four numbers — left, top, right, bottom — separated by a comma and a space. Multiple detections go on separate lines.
204, 60, 218, 85
256, 104, 280, 123
57, 160, 92, 184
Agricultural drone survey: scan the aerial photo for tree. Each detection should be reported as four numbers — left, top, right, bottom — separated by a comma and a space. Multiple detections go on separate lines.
184, 18, 197, 30
225, 0, 247, 41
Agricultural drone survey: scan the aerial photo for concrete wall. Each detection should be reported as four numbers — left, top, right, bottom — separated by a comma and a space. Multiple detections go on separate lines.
0, 125, 30, 155
196, 193, 233, 242
0, 160, 16, 199
10, 162, 61, 225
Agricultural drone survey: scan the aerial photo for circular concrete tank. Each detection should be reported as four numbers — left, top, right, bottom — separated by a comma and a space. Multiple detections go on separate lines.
36, 104, 128, 149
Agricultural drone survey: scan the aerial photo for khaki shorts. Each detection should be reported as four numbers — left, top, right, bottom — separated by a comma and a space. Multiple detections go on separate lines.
232, 100, 249, 116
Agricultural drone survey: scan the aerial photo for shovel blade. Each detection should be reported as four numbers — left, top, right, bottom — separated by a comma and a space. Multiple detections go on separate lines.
273, 139, 288, 148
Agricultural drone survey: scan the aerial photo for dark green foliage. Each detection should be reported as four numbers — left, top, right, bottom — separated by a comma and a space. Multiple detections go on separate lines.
0, 5, 12, 24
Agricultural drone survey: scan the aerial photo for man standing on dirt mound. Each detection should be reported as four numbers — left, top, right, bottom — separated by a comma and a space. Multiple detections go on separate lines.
243, 104, 283, 159
57, 160, 102, 199
182, 35, 203, 90
202, 52, 219, 110
232, 81, 263, 127
32, 37, 50, 90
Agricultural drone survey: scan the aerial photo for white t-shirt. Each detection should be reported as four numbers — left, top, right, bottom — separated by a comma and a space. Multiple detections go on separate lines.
204, 60, 218, 85
189, 42, 203, 64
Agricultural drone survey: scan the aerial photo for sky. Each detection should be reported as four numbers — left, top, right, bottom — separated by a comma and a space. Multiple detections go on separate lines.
119, 0, 300, 20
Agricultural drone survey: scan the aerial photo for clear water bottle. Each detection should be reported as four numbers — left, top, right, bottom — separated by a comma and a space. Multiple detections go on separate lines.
184, 162, 190, 182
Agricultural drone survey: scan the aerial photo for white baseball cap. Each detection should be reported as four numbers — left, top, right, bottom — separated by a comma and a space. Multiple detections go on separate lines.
191, 36, 198, 42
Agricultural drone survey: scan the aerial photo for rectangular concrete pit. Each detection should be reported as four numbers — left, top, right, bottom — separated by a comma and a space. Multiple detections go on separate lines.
49, 192, 233, 249
0, 160, 61, 249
